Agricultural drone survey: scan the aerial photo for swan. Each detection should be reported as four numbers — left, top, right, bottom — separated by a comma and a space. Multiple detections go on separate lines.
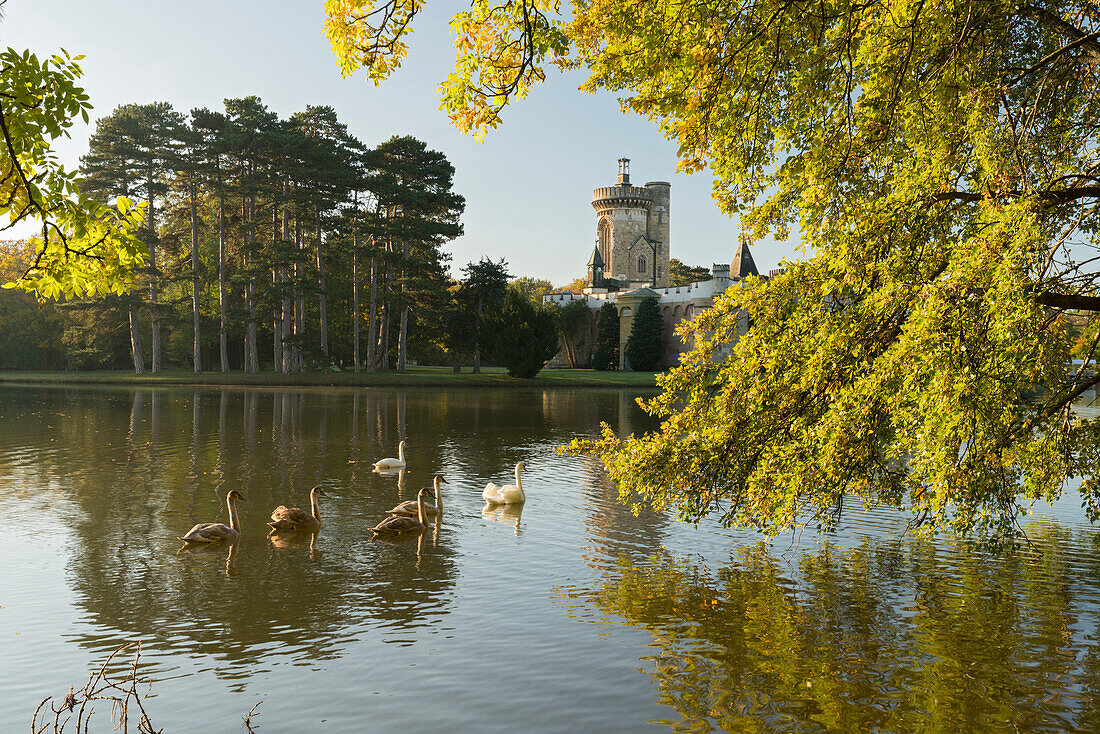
483, 462, 526, 505
386, 475, 446, 517
370, 488, 429, 536
373, 440, 407, 470
267, 485, 327, 533
179, 490, 246, 543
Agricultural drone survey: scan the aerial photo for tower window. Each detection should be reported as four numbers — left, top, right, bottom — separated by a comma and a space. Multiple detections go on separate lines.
597, 218, 612, 266
638, 255, 646, 273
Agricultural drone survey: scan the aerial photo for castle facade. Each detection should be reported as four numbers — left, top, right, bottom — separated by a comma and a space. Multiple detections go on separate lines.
544, 159, 767, 369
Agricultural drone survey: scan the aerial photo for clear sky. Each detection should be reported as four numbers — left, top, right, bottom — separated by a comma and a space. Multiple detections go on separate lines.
3, 0, 797, 284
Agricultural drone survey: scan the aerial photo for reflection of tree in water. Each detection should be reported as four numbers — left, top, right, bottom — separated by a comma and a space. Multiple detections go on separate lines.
563, 524, 1100, 733
51, 387, 458, 681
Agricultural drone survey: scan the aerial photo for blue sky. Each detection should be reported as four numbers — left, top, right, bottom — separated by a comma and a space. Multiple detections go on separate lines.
4, 0, 797, 284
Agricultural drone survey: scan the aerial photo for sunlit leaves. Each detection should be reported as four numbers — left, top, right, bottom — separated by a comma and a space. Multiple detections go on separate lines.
0, 47, 146, 299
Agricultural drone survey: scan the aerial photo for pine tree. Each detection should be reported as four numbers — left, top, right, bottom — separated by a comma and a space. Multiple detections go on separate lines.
461, 257, 510, 373
591, 301, 619, 371
81, 102, 185, 374
624, 296, 662, 371
369, 136, 464, 373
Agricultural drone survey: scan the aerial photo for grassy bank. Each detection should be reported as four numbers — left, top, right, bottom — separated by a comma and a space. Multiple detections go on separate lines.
0, 366, 660, 389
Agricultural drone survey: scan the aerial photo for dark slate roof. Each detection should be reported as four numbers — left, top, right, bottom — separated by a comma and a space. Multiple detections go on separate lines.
587, 245, 605, 268
731, 239, 760, 279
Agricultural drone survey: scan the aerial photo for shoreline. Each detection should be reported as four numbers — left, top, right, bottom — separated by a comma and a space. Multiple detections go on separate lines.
0, 367, 660, 390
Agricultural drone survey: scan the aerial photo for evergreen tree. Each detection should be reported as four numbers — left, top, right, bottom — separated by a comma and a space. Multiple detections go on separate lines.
591, 301, 619, 371
624, 295, 662, 371
461, 257, 510, 373
370, 136, 464, 373
80, 102, 184, 374
485, 290, 560, 379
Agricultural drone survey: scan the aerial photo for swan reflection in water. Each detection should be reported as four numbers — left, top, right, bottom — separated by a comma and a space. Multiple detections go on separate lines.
372, 516, 441, 568
482, 503, 523, 536
176, 538, 239, 577
268, 529, 320, 559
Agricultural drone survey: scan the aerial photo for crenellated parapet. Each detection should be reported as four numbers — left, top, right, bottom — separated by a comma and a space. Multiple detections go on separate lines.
591, 185, 654, 211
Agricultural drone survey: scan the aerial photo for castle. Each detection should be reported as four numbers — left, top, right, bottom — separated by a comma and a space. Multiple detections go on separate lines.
544, 159, 767, 369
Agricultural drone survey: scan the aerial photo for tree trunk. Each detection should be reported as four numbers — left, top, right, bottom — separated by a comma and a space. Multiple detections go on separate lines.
397, 307, 409, 373
272, 207, 282, 370
218, 189, 229, 372
247, 192, 259, 372
316, 205, 329, 358
396, 240, 408, 373
293, 212, 304, 372
367, 254, 378, 373
243, 196, 258, 374
148, 159, 161, 374
272, 270, 282, 370
129, 302, 145, 374
353, 249, 360, 373
281, 189, 293, 374
190, 182, 201, 373
473, 297, 483, 374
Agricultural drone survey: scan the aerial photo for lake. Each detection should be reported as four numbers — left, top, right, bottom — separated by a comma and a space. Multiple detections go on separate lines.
2, 384, 1100, 732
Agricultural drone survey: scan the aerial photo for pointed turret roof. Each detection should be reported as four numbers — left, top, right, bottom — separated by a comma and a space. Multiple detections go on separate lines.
731, 239, 759, 279
587, 245, 605, 268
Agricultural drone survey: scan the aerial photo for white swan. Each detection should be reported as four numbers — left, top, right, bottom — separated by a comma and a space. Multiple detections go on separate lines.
373, 440, 407, 470
484, 462, 526, 505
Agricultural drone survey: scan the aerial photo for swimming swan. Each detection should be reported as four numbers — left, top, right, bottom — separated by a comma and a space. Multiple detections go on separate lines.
373, 440, 407, 470
371, 488, 429, 536
387, 475, 445, 517
483, 462, 526, 505
179, 490, 246, 543
267, 485, 327, 533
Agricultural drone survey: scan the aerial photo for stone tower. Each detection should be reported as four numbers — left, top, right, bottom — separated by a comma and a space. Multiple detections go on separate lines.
591, 159, 670, 288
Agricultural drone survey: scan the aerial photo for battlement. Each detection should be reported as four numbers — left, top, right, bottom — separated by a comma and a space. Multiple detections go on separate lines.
591, 185, 653, 210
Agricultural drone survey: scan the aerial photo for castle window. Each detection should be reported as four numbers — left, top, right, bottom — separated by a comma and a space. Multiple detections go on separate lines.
638, 255, 646, 273
657, 266, 661, 280
597, 218, 612, 266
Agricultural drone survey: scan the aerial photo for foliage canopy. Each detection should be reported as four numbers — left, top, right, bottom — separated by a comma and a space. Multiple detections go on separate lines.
1, 47, 146, 299
329, 0, 1100, 540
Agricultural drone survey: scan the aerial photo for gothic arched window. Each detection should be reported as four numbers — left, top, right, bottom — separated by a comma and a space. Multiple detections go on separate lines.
597, 218, 612, 266
638, 255, 646, 273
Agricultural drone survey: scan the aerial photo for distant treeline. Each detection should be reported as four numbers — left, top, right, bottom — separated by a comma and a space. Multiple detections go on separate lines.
2, 98, 470, 373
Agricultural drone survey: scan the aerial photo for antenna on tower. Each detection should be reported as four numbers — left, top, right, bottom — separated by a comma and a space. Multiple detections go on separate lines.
617, 157, 631, 185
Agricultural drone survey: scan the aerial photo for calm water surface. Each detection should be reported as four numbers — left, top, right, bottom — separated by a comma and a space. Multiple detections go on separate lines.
2, 384, 1100, 732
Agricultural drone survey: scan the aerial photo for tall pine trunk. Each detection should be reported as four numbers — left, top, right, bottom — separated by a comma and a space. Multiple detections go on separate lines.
272, 207, 282, 369
148, 159, 161, 373
473, 297, 483, 374
190, 182, 201, 373
397, 307, 409, 373
353, 248, 360, 373
281, 182, 293, 374
129, 302, 145, 374
218, 188, 229, 372
396, 240, 409, 373
293, 211, 304, 372
316, 205, 329, 358
367, 253, 378, 373
244, 194, 259, 373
